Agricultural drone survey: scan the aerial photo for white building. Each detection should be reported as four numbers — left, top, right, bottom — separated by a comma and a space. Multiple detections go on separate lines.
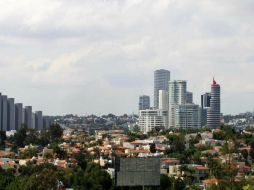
138, 109, 168, 133
159, 90, 168, 110
168, 80, 187, 128
168, 80, 201, 129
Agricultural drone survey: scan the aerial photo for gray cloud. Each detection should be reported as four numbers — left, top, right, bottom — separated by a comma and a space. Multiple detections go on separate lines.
0, 0, 253, 115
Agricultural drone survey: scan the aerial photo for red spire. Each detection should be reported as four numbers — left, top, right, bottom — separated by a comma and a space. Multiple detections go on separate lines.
212, 77, 216, 85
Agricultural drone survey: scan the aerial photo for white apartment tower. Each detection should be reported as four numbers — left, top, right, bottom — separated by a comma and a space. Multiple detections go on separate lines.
139, 109, 168, 133
168, 80, 187, 128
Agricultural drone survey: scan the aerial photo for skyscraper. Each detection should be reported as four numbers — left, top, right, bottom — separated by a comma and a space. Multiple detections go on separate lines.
154, 69, 170, 108
7, 98, 15, 131
168, 80, 187, 128
1, 95, 8, 131
201, 93, 211, 108
186, 91, 193, 104
24, 106, 32, 128
139, 95, 150, 110
15, 103, 23, 130
174, 104, 201, 128
43, 116, 51, 129
35, 111, 43, 130
159, 90, 168, 110
200, 92, 211, 127
207, 78, 221, 128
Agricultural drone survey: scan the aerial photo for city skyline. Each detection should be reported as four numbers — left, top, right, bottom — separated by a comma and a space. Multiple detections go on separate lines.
0, 0, 253, 115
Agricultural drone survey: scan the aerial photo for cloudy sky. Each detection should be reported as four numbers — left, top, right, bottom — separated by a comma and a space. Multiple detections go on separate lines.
0, 0, 253, 116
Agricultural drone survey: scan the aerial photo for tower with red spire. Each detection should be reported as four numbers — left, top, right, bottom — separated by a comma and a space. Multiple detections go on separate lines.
207, 78, 221, 128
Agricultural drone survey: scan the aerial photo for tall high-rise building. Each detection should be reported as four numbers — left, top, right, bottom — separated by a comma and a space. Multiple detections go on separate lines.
207, 79, 221, 128
175, 104, 201, 128
43, 116, 51, 129
186, 91, 193, 104
159, 90, 168, 110
154, 69, 170, 108
35, 111, 43, 130
15, 103, 23, 130
200, 92, 211, 127
24, 106, 32, 128
7, 98, 15, 131
201, 93, 211, 108
139, 95, 150, 110
1, 95, 8, 131
0, 92, 49, 131
168, 80, 187, 128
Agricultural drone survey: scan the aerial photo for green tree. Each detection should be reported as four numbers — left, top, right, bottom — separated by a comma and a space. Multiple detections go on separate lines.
13, 125, 28, 147
160, 174, 171, 190
0, 131, 6, 147
150, 143, 156, 153
49, 124, 63, 141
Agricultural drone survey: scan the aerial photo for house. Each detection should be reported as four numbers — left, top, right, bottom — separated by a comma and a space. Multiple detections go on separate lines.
202, 178, 219, 190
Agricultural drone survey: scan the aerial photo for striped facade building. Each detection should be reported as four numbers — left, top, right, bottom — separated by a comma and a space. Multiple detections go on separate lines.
207, 79, 221, 128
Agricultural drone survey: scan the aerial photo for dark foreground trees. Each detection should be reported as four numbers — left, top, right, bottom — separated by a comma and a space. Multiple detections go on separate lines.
2, 162, 112, 190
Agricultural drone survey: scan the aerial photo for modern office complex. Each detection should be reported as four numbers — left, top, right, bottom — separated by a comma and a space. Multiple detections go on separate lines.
0, 92, 52, 131
154, 69, 170, 108
207, 79, 221, 128
138, 109, 168, 133
139, 70, 221, 131
139, 95, 150, 110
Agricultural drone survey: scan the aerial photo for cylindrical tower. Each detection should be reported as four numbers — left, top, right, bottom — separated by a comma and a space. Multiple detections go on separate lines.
207, 78, 221, 128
